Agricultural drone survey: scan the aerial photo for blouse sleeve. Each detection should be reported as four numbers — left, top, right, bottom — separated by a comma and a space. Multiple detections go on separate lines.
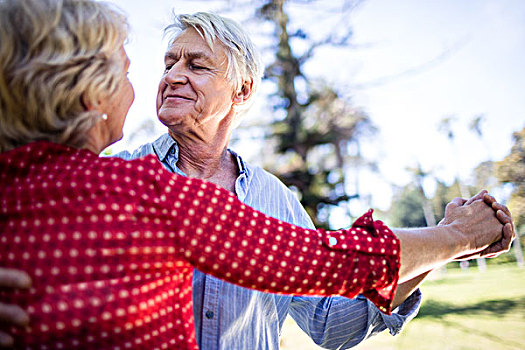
138, 156, 401, 314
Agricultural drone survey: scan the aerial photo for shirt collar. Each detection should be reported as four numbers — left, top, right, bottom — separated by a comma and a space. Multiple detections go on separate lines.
229, 148, 252, 201
228, 148, 247, 176
152, 133, 252, 199
152, 133, 179, 163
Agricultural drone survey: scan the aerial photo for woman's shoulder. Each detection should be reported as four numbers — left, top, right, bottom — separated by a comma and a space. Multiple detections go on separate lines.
95, 153, 166, 174
92, 153, 181, 194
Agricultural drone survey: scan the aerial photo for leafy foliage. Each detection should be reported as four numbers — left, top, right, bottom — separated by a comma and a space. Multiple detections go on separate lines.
388, 185, 427, 228
254, 0, 374, 227
496, 127, 525, 230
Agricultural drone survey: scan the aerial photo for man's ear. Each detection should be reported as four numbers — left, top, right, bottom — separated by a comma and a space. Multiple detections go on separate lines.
233, 80, 254, 104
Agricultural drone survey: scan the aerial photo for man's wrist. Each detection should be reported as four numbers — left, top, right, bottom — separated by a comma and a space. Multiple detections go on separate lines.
440, 223, 472, 259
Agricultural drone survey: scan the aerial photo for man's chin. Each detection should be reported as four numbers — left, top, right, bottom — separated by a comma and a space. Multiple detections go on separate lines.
158, 115, 186, 128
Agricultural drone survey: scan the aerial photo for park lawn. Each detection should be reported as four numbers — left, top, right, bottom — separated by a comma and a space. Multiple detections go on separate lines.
280, 264, 525, 350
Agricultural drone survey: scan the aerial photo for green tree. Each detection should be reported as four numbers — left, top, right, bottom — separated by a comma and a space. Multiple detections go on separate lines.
388, 184, 427, 228
250, 0, 375, 227
496, 126, 525, 266
430, 179, 462, 220
497, 127, 525, 229
388, 178, 464, 229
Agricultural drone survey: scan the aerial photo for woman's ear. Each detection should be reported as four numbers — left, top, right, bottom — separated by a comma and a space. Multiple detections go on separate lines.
233, 80, 254, 105
81, 92, 101, 112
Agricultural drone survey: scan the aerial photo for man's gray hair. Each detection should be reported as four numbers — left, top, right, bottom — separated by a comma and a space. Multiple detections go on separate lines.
165, 12, 263, 118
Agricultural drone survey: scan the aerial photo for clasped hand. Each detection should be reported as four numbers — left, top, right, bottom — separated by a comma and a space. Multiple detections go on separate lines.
439, 190, 515, 260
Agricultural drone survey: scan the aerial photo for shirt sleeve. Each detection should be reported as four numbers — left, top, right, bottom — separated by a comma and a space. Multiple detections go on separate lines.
288, 291, 422, 349
137, 155, 401, 314
242, 167, 420, 348
257, 171, 421, 348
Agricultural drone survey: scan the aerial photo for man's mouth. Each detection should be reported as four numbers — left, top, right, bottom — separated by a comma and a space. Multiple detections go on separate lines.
164, 94, 193, 101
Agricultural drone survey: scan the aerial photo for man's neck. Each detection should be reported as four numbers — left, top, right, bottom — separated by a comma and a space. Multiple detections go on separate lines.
168, 129, 239, 193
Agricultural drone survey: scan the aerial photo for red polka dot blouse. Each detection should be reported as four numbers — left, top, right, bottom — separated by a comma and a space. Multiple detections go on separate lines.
0, 142, 400, 350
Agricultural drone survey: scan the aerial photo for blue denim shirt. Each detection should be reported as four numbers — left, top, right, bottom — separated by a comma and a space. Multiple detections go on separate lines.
115, 133, 421, 350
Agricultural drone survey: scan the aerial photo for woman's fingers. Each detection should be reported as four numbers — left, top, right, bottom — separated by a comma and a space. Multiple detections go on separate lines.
492, 201, 512, 218
478, 222, 515, 257
465, 190, 488, 205
482, 193, 496, 206
501, 222, 516, 250
496, 209, 512, 225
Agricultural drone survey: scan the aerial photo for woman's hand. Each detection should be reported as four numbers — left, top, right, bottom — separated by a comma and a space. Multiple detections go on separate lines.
0, 268, 31, 348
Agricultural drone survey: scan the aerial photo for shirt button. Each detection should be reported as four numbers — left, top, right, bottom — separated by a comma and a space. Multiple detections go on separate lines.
328, 236, 338, 246
205, 310, 214, 319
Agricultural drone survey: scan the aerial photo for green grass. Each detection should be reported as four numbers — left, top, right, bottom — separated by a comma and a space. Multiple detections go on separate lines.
281, 264, 525, 350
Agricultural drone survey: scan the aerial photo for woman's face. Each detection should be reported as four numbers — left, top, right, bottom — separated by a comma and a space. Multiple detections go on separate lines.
99, 46, 135, 146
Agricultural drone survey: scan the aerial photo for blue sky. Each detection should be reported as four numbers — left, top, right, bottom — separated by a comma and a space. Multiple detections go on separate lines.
108, 0, 525, 214
340, 0, 525, 207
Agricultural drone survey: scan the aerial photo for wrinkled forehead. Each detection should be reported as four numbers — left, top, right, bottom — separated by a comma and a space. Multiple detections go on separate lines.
166, 28, 228, 63
170, 27, 213, 51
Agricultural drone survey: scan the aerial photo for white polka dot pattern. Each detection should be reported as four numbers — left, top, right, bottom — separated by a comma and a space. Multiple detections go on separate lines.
0, 141, 400, 349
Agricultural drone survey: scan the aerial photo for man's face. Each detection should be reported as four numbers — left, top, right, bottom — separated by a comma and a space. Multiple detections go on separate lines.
156, 28, 237, 133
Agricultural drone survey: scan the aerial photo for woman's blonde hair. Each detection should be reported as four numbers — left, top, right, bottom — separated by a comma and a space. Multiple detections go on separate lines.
0, 0, 129, 152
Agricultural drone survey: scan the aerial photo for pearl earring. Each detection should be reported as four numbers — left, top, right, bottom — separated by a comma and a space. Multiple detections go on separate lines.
101, 113, 108, 121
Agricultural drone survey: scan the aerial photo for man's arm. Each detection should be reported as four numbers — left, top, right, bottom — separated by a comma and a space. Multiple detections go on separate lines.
391, 192, 514, 307
285, 194, 422, 349
390, 192, 515, 307
290, 191, 510, 349
391, 272, 429, 309
394, 195, 509, 282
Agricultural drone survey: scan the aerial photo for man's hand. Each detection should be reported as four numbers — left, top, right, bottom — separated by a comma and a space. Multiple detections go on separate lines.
440, 192, 506, 255
469, 194, 515, 258
0, 268, 31, 348
445, 191, 516, 261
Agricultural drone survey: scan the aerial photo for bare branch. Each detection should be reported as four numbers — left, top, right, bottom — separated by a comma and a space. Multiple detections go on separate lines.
351, 37, 471, 89
298, 27, 353, 64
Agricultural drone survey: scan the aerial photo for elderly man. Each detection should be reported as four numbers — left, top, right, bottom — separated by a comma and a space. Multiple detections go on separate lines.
0, 11, 514, 350
123, 13, 422, 349
114, 12, 513, 349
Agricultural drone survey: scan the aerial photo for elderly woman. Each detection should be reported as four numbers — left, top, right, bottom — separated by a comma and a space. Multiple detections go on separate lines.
0, 0, 513, 349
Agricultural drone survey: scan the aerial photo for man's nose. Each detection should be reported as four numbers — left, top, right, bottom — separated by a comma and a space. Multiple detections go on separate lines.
164, 62, 188, 85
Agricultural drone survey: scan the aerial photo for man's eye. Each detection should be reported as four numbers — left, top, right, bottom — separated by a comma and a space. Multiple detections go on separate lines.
190, 64, 207, 70
164, 65, 173, 72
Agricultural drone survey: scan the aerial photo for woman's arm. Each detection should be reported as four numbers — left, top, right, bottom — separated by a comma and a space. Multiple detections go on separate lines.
393, 196, 510, 281
146, 157, 509, 313
151, 168, 400, 313
391, 192, 514, 308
